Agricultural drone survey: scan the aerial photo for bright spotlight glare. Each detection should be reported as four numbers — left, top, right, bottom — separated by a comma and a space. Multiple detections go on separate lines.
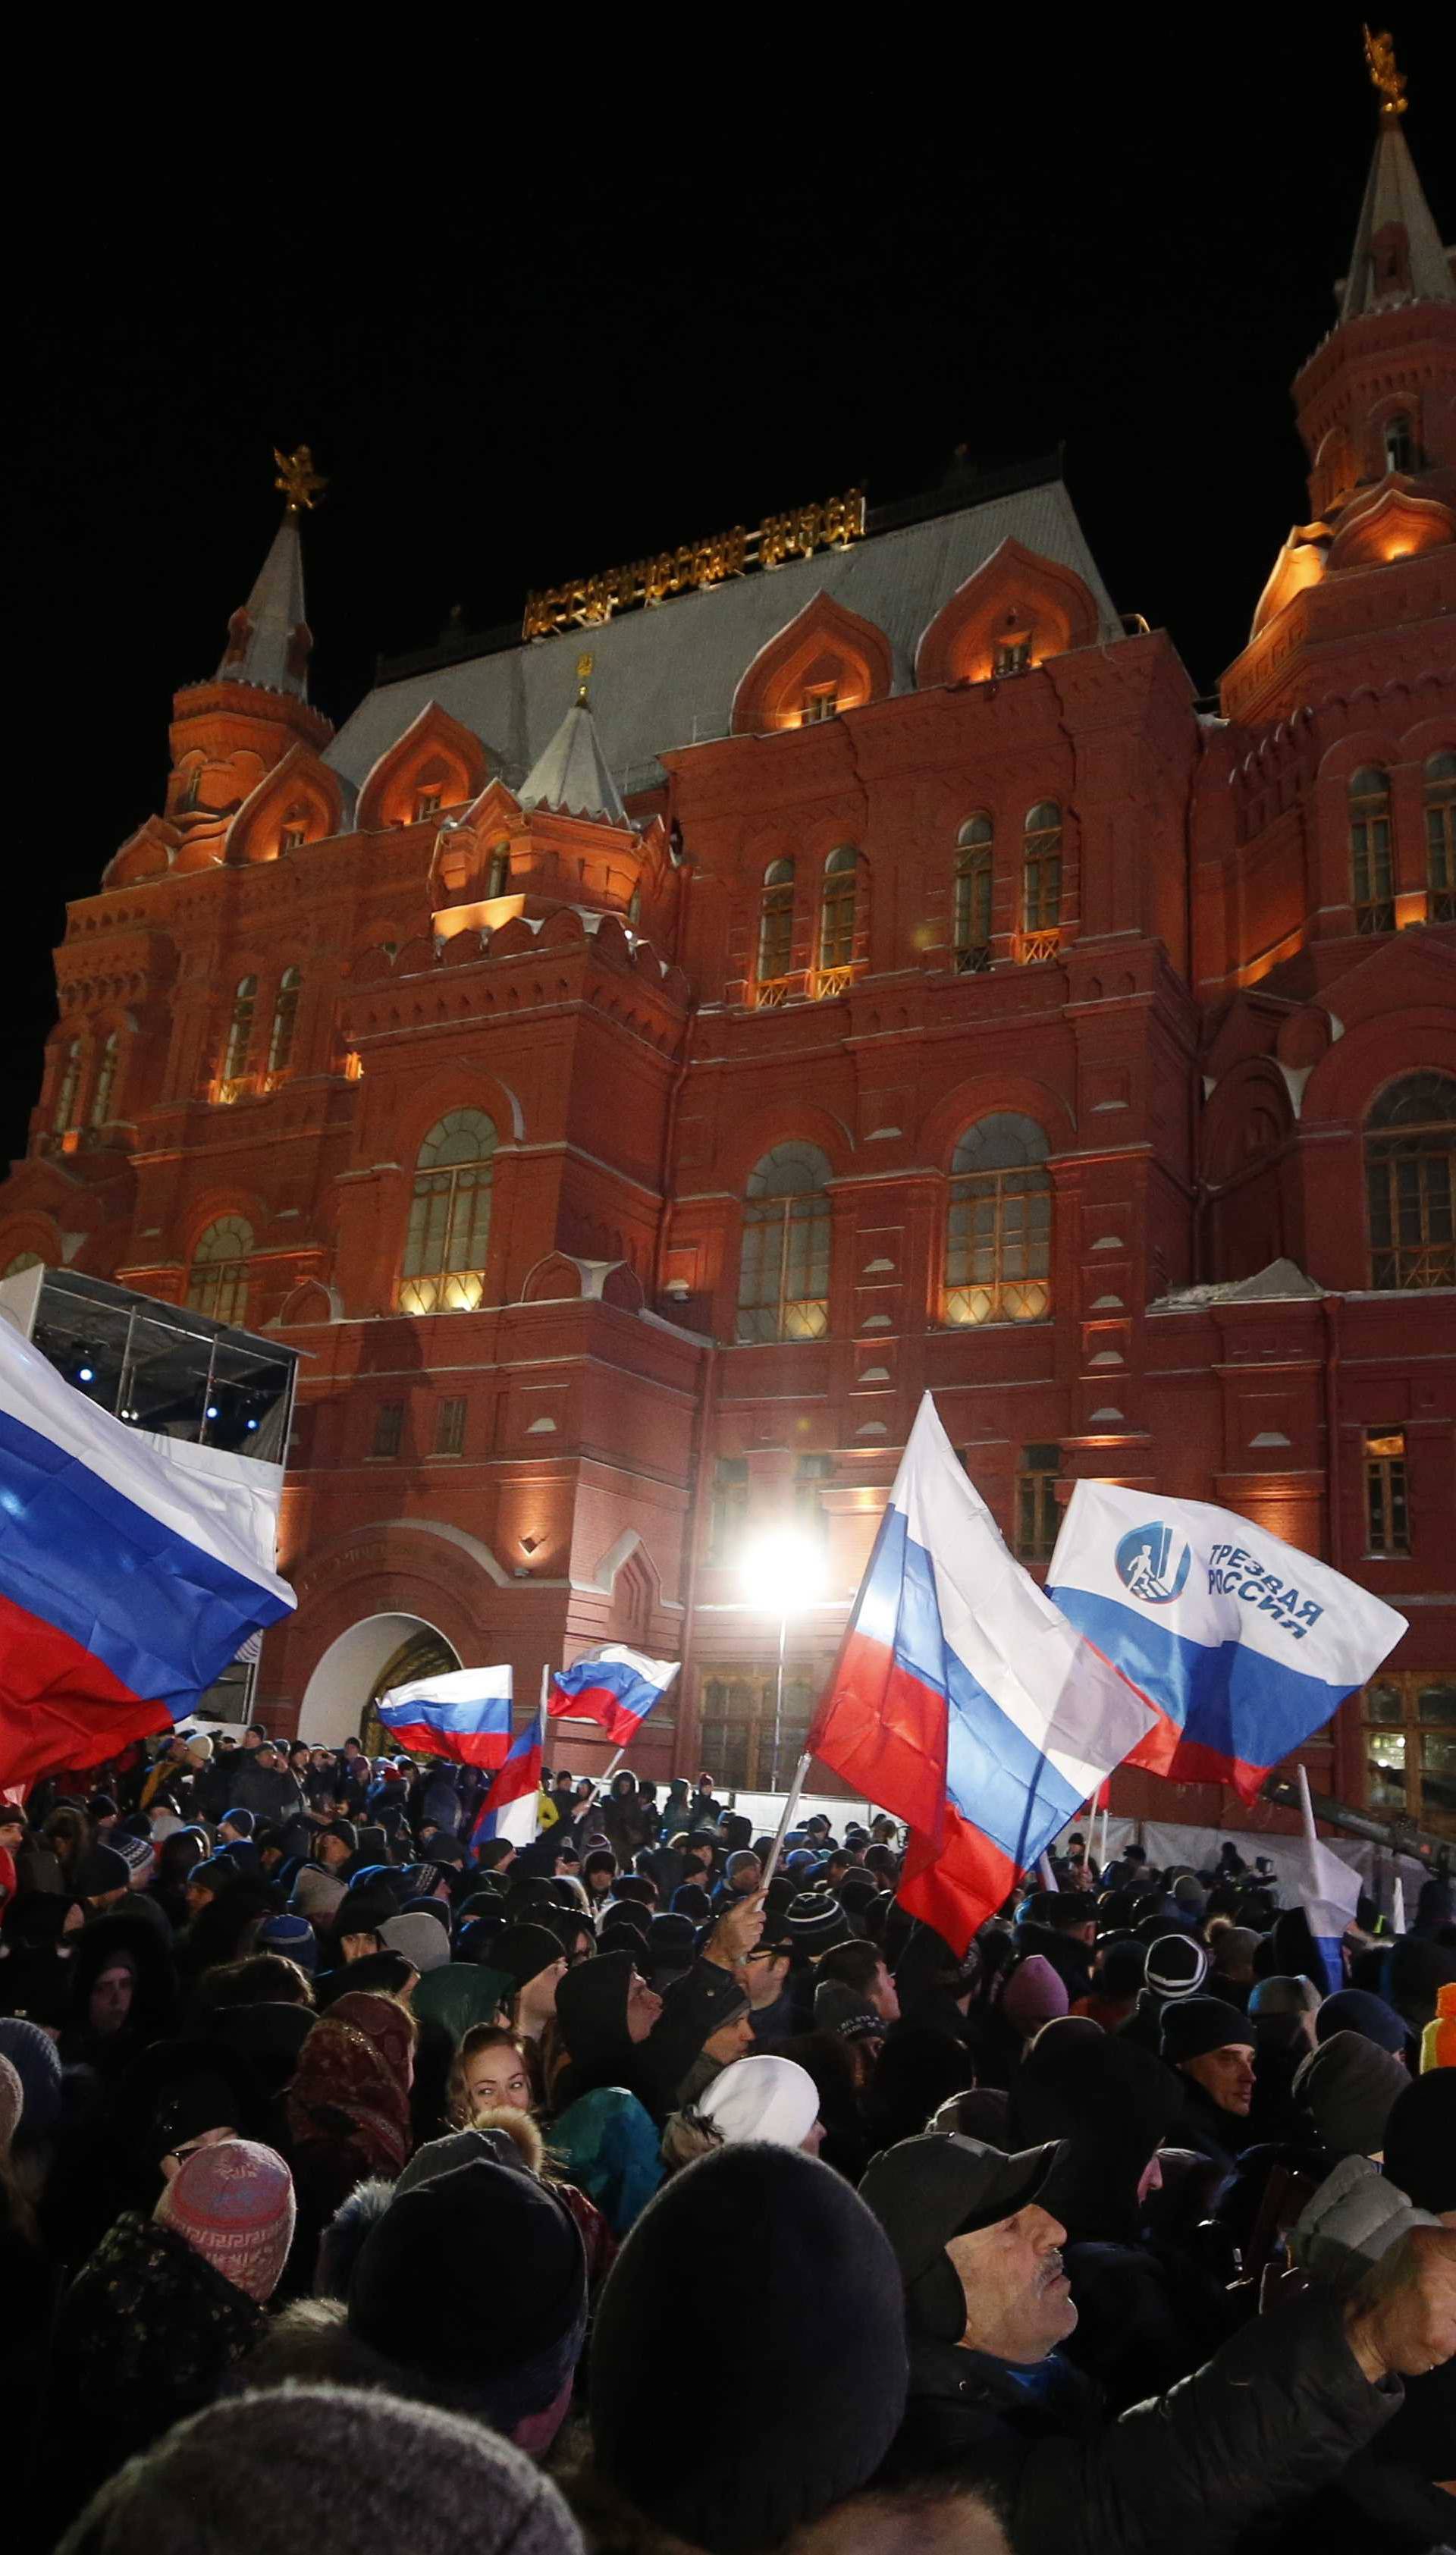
739, 1527, 826, 1618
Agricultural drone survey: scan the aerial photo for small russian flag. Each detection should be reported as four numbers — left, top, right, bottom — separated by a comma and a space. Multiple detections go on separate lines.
548, 1646, 679, 1747
469, 1710, 544, 1852
378, 1665, 513, 1769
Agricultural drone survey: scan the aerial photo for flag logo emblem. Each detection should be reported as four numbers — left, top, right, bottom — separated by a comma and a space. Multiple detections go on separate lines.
1114, 1523, 1191, 1606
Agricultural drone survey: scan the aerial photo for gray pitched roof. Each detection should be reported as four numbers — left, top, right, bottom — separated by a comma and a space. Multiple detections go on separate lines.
519, 698, 628, 826
326, 476, 1122, 800
1339, 122, 1456, 321
218, 509, 309, 699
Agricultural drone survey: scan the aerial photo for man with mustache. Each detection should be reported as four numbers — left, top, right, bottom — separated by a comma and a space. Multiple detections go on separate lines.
861, 2130, 1456, 2553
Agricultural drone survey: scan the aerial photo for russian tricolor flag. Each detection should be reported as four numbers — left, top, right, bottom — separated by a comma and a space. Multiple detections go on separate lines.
0, 1315, 294, 1791
548, 1646, 679, 1747
378, 1665, 513, 1769
1046, 1483, 1405, 1801
469, 1709, 543, 1852
810, 1395, 1155, 1954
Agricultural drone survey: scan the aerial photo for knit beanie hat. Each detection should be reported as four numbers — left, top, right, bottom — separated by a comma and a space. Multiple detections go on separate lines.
256, 1911, 318, 1973
1099, 1938, 1147, 1998
154, 2137, 296, 2302
350, 2159, 586, 2428
492, 1923, 566, 1992
185, 1731, 214, 1763
187, 1856, 240, 1901
1144, 1933, 1210, 1999
74, 1843, 131, 1898
555, 1951, 635, 2075
1002, 1953, 1069, 2039
698, 2056, 819, 2149
290, 1866, 347, 1923
0, 2015, 64, 2138
1172, 1872, 1207, 1917
1160, 1996, 1256, 2065
813, 1978, 883, 2042
591, 2145, 908, 2553
1383, 2071, 1456, 2214
220, 1806, 256, 1836
334, 1881, 399, 1938
378, 1913, 450, 1974
1295, 2032, 1411, 2161
394, 2126, 525, 2196
112, 1832, 155, 1888
645, 1911, 696, 1979
1248, 1973, 1323, 2023
54, 2384, 585, 2555
0, 2052, 23, 2155
786, 1888, 854, 1954
1316, 1988, 1407, 2054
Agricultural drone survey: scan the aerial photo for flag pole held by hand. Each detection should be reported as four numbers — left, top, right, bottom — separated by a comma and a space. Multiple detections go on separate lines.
761, 1749, 814, 1892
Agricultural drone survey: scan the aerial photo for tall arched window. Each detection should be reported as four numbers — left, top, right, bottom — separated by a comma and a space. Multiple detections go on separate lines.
944, 1113, 1052, 1325
89, 1031, 119, 1127
736, 1142, 832, 1342
1365, 1072, 1456, 1291
1350, 767, 1393, 931
818, 846, 859, 971
758, 859, 795, 987
52, 1040, 82, 1133
955, 815, 993, 968
1383, 413, 1415, 474
187, 1216, 254, 1325
1022, 803, 1062, 933
268, 968, 301, 1075
1426, 751, 1456, 923
221, 976, 257, 1084
399, 1110, 497, 1314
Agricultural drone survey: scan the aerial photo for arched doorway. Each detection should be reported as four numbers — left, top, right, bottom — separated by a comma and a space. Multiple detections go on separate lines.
298, 1612, 461, 1747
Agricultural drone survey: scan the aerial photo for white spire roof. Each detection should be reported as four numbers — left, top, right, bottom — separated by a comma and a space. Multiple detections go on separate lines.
1340, 121, 1456, 321
518, 696, 628, 827
218, 509, 310, 698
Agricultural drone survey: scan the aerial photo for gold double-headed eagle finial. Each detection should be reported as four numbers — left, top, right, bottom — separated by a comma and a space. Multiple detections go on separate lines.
576, 651, 595, 705
274, 445, 328, 513
1363, 26, 1407, 119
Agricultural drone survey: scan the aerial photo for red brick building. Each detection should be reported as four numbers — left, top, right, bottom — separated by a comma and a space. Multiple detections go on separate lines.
5, 100, 1454, 1839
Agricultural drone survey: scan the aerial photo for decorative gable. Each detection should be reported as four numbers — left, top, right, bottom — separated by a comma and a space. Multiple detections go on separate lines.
222, 743, 345, 866
356, 701, 493, 834
732, 592, 893, 736
915, 536, 1100, 688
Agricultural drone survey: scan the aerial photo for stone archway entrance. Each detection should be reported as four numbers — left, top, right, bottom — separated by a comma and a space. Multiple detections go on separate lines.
297, 1612, 461, 1748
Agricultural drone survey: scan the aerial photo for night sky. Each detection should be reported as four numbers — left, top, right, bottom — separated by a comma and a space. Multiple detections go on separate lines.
11, 24, 1453, 1166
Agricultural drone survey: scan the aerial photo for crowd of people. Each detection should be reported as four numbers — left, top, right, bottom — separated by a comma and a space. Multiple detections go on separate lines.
2, 1724, 1454, 2554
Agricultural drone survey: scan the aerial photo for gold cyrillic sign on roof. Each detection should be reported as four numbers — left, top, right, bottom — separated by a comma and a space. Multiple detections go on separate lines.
523, 489, 865, 639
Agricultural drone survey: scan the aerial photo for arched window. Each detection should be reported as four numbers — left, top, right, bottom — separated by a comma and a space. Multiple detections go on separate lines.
399, 1110, 497, 1314
486, 843, 511, 899
955, 816, 993, 969
1383, 413, 1415, 475
1, 1251, 42, 1279
758, 859, 795, 987
187, 1216, 254, 1326
52, 1040, 82, 1134
1426, 751, 1456, 923
1350, 767, 1393, 931
1365, 1073, 1456, 1292
818, 846, 859, 971
221, 976, 257, 1084
89, 1031, 119, 1127
944, 1113, 1052, 1326
1022, 803, 1062, 933
268, 968, 301, 1075
736, 1142, 832, 1342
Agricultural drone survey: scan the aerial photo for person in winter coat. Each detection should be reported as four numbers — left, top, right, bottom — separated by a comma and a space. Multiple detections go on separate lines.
860, 2127, 1456, 2555
551, 1892, 764, 2127
46, 2139, 295, 2533
223, 1740, 306, 1825
1159, 1996, 1257, 2176
595, 1773, 651, 1869
284, 1989, 416, 2280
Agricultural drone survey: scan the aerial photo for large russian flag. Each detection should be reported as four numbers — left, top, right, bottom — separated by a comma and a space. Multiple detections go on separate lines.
378, 1665, 513, 1769
1046, 1483, 1405, 1801
548, 1646, 679, 1747
469, 1709, 543, 1852
0, 1315, 294, 1791
810, 1395, 1154, 1953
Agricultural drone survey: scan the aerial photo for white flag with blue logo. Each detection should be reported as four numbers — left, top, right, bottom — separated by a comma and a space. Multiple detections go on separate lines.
1047, 1483, 1404, 1801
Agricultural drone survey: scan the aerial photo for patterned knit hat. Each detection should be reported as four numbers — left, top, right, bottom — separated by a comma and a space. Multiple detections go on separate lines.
154, 2138, 296, 2302
115, 1832, 156, 1887
1144, 1932, 1210, 1999
0, 2052, 23, 2155
256, 1910, 318, 1973
785, 1889, 853, 1954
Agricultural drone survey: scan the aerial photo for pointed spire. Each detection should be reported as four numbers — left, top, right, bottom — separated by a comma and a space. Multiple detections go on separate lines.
518, 662, 629, 827
1340, 33, 1455, 320
217, 449, 325, 699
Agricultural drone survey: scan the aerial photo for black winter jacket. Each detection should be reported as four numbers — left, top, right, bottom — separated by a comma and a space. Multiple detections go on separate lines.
880, 2283, 1400, 2555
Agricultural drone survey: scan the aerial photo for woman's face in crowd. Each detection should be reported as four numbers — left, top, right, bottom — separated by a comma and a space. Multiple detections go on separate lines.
466, 2045, 533, 2113
90, 1962, 134, 2034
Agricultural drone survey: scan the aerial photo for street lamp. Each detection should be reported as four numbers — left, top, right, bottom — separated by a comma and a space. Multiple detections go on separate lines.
740, 1527, 826, 1791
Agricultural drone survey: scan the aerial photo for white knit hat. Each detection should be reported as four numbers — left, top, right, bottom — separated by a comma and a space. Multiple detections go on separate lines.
698, 2054, 820, 2150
